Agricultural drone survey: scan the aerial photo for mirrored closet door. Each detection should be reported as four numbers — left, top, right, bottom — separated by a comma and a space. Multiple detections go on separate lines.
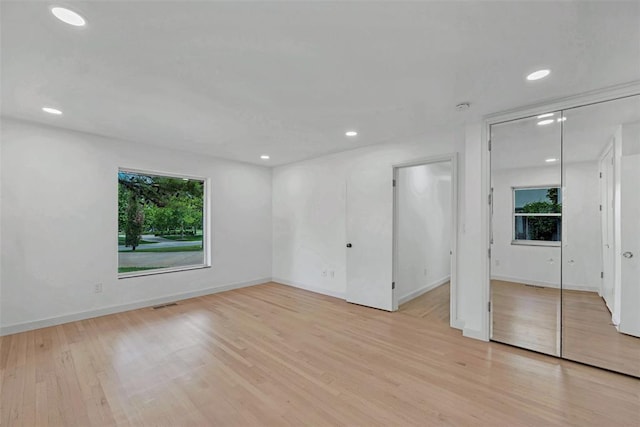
490, 94, 640, 377
561, 95, 640, 377
490, 112, 562, 357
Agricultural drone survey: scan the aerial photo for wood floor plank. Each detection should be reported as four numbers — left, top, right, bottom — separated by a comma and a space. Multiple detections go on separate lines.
488, 280, 640, 377
491, 280, 561, 356
1, 282, 639, 426
562, 288, 640, 377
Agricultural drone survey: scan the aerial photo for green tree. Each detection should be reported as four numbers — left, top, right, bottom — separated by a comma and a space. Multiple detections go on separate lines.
125, 193, 144, 250
522, 189, 562, 240
118, 172, 204, 239
118, 172, 203, 207
118, 184, 130, 232
546, 188, 561, 212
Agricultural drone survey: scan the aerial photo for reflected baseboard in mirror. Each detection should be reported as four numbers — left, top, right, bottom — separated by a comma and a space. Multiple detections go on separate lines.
491, 280, 561, 357
562, 289, 640, 378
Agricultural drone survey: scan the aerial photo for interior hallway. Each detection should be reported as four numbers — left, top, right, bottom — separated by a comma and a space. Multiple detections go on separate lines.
399, 282, 450, 325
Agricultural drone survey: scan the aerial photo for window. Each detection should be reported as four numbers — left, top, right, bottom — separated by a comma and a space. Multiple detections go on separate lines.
118, 169, 207, 276
513, 187, 562, 245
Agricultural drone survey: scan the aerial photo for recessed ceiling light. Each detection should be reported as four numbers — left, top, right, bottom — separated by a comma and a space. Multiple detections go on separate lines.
260, 155, 270, 160
545, 158, 558, 163
51, 6, 86, 27
537, 119, 554, 126
455, 102, 470, 111
527, 69, 551, 81
345, 131, 358, 137
537, 113, 554, 119
42, 107, 62, 115
557, 117, 567, 122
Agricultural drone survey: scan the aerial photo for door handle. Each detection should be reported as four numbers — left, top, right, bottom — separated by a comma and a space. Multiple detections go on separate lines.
346, 243, 352, 248
623, 251, 633, 259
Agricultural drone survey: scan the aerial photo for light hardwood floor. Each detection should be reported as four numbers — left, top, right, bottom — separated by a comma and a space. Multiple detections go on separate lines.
491, 280, 561, 356
399, 282, 450, 323
1, 282, 639, 426
563, 289, 640, 378
491, 280, 640, 377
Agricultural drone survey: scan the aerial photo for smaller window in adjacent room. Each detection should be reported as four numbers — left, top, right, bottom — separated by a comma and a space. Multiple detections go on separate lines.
513, 186, 562, 244
118, 169, 207, 277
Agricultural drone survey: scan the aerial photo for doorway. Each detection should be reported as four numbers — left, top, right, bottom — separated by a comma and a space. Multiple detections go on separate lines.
392, 156, 457, 327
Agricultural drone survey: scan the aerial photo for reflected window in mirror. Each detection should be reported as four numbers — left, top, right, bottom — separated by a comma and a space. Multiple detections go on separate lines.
512, 186, 562, 245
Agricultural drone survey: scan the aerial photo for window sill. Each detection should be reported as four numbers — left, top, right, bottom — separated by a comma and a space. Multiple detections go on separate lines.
118, 264, 211, 279
511, 240, 561, 247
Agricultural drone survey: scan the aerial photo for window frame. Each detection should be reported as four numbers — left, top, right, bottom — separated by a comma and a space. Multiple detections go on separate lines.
511, 185, 562, 247
117, 167, 211, 279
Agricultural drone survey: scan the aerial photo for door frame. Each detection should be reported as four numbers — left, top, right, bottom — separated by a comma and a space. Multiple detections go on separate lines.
481, 81, 640, 341
391, 153, 459, 329
598, 142, 614, 304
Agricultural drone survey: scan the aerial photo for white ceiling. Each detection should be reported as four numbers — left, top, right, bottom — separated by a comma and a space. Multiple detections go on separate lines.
491, 94, 640, 170
2, 1, 639, 166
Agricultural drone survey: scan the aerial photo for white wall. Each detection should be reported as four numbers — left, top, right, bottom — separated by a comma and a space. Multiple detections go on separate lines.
563, 161, 602, 291
457, 123, 487, 338
396, 162, 451, 304
272, 128, 487, 335
0, 118, 273, 334
491, 163, 600, 291
1, 118, 491, 341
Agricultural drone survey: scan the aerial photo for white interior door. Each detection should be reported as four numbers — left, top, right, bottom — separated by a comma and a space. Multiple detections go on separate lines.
345, 166, 393, 311
600, 147, 615, 307
619, 151, 640, 337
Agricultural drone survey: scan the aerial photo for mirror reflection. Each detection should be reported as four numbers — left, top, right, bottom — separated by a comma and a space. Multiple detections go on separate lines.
490, 112, 562, 357
561, 95, 640, 377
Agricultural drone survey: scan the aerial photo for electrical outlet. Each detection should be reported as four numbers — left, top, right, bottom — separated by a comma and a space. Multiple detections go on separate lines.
322, 270, 327, 277
94, 283, 103, 293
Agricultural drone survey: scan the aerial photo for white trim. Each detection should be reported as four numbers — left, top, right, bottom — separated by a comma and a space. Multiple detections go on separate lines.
392, 166, 400, 311
513, 213, 561, 217
598, 142, 614, 306
0, 277, 270, 336
272, 278, 346, 300
491, 275, 599, 292
512, 185, 562, 244
118, 166, 207, 182
511, 240, 561, 247
463, 327, 487, 341
117, 167, 212, 277
397, 275, 450, 305
450, 153, 460, 329
562, 284, 601, 293
118, 264, 211, 279
392, 154, 458, 169
390, 153, 459, 330
482, 120, 492, 342
451, 318, 465, 330
485, 81, 640, 125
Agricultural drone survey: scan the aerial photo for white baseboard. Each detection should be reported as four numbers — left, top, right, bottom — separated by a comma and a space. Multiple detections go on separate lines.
562, 283, 601, 292
491, 275, 599, 292
463, 327, 489, 341
272, 277, 346, 300
450, 319, 465, 330
0, 277, 271, 336
397, 275, 450, 305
